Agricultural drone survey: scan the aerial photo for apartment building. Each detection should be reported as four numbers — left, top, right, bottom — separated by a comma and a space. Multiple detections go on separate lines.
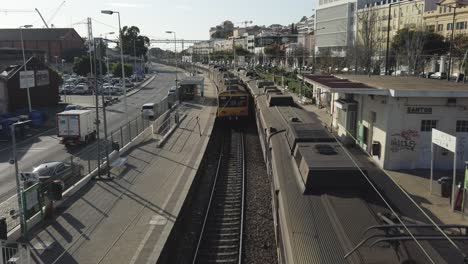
424, 0, 468, 38
315, 0, 357, 57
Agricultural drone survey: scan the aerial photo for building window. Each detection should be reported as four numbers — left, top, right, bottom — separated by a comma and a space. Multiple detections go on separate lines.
447, 23, 453, 30
456, 22, 466, 29
437, 24, 443, 31
456, 120, 468, 132
421, 120, 438, 132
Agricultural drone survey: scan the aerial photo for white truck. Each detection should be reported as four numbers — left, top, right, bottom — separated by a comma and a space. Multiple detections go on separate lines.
57, 110, 96, 146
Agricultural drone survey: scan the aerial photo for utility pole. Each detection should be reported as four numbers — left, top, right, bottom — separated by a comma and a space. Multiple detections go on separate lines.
87, 18, 94, 86
133, 39, 137, 75
90, 31, 101, 179
97, 38, 111, 178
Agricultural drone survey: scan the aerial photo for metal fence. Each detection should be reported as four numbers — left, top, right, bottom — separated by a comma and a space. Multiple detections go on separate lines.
0, 241, 31, 264
0, 114, 153, 233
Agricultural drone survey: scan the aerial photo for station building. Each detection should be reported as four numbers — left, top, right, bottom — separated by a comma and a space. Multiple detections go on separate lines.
304, 74, 468, 170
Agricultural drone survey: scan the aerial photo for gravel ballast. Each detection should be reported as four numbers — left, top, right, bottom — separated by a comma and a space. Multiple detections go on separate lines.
243, 122, 278, 264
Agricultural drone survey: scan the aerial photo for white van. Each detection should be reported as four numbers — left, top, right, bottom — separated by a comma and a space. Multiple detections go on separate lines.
141, 103, 157, 119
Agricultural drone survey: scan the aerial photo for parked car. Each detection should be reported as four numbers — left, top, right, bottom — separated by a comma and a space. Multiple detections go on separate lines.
33, 161, 82, 188
64, 104, 84, 111
419, 72, 435, 78
73, 83, 89, 95
429, 72, 447, 80
60, 84, 75, 95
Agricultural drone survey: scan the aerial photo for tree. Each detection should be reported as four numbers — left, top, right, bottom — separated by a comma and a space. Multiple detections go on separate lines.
356, 7, 379, 74
62, 47, 87, 63
422, 32, 449, 56
119, 26, 150, 60
264, 44, 284, 66
210, 20, 234, 39
72, 55, 107, 76
234, 45, 251, 56
295, 45, 310, 67
111, 63, 133, 77
391, 29, 447, 74
452, 34, 468, 58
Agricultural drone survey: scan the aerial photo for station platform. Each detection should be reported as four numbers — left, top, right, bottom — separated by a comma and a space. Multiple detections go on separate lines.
27, 73, 217, 264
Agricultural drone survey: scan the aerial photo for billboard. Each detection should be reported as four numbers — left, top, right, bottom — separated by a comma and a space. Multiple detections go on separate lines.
36, 70, 50, 86
19, 71, 35, 89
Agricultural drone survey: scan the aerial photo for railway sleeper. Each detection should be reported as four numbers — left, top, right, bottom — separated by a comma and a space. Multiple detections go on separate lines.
205, 232, 239, 239
206, 226, 240, 232
208, 220, 241, 227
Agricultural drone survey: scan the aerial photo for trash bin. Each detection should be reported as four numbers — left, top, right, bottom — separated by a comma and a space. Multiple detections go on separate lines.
112, 141, 120, 151
437, 177, 452, 198
47, 180, 63, 201
0, 217, 7, 240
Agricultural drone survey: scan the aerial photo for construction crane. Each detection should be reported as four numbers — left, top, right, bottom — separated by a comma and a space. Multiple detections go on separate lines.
0, 8, 49, 28
47, 1, 66, 26
35, 8, 49, 28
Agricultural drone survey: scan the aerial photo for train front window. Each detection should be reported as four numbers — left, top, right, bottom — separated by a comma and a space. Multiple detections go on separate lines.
219, 96, 247, 107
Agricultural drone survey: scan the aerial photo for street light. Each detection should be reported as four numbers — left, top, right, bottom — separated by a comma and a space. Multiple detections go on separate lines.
165, 31, 178, 87
101, 10, 128, 123
20, 25, 33, 113
10, 120, 31, 239
436, 2, 460, 81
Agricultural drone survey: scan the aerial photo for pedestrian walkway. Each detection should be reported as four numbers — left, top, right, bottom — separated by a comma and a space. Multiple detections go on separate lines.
283, 87, 468, 226
27, 73, 217, 264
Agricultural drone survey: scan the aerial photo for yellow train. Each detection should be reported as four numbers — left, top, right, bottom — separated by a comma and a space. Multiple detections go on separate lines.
217, 83, 249, 120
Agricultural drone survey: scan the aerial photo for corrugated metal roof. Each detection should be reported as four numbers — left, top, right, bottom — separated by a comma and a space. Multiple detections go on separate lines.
0, 28, 80, 41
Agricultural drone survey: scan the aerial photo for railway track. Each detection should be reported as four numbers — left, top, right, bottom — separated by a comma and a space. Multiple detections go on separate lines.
193, 128, 245, 264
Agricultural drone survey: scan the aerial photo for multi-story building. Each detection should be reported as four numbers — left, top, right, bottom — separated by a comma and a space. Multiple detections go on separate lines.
315, 0, 357, 57
355, 0, 425, 57
424, 0, 468, 39
297, 15, 316, 65
0, 28, 84, 63
192, 40, 214, 55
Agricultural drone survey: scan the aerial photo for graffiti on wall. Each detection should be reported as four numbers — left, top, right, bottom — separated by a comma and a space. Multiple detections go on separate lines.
390, 130, 419, 152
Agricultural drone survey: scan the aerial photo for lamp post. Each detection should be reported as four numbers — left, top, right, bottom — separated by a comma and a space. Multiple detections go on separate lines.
20, 25, 33, 113
10, 120, 31, 239
437, 2, 458, 81
101, 10, 128, 123
165, 31, 178, 87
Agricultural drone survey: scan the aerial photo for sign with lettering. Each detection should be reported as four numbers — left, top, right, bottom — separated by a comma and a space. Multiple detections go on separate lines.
36, 70, 49, 86
19, 70, 35, 88
407, 107, 432, 114
432, 129, 457, 152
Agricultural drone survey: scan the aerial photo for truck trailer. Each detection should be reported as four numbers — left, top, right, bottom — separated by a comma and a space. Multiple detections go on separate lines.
57, 110, 96, 146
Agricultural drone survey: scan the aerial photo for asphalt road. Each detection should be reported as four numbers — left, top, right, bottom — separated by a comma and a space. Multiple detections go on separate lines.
0, 63, 179, 202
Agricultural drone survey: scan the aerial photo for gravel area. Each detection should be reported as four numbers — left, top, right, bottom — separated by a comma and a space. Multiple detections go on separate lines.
243, 121, 278, 264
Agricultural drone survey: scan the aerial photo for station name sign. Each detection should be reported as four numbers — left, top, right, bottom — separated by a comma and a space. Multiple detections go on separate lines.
407, 106, 432, 114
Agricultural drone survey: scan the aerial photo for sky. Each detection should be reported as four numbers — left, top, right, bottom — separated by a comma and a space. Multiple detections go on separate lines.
1, 0, 315, 50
